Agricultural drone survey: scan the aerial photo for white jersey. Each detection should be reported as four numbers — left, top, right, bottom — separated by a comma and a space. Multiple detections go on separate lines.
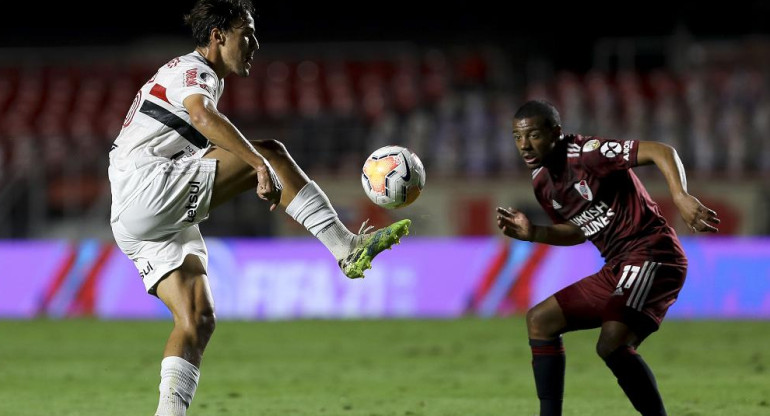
109, 51, 224, 223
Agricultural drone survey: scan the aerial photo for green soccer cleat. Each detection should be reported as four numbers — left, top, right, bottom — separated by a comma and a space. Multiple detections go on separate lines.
339, 219, 411, 279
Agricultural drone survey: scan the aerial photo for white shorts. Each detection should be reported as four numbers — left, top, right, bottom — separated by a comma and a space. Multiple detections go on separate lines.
111, 156, 217, 295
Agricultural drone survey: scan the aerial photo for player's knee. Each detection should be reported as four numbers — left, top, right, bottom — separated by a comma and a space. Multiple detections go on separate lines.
177, 309, 216, 346
526, 306, 556, 338
596, 340, 628, 360
525, 307, 538, 329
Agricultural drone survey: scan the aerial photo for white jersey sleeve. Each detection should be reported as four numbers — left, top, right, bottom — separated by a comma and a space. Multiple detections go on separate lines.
164, 59, 220, 107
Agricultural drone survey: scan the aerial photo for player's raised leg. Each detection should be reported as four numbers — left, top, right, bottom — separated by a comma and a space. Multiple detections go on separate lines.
204, 138, 410, 278
153, 254, 215, 416
598, 321, 666, 415
526, 296, 568, 416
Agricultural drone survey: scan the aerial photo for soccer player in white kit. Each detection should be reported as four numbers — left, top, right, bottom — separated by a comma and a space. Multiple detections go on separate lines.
108, 1, 410, 414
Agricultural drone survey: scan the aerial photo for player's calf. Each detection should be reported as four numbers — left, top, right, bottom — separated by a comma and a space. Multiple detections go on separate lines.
529, 337, 566, 416
603, 346, 667, 416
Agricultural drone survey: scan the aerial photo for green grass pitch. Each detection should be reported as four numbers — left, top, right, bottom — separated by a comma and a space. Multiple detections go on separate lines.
0, 318, 767, 415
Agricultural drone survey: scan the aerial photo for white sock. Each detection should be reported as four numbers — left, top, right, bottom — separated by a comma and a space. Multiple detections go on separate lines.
155, 356, 200, 416
285, 181, 354, 260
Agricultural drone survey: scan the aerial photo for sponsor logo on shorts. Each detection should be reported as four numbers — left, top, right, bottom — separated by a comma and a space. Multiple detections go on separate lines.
185, 181, 202, 223
138, 261, 154, 280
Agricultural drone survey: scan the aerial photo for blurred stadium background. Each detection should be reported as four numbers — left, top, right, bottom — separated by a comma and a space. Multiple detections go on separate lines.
1, 1, 769, 415
2, 1, 769, 240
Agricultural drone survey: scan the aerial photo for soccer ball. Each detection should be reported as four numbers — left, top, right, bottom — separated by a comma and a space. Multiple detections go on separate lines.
361, 145, 425, 209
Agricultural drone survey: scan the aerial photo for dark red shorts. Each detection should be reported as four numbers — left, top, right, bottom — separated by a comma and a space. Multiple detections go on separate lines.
554, 257, 687, 338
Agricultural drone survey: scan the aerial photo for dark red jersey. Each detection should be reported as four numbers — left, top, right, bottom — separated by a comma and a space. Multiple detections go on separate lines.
531, 134, 686, 263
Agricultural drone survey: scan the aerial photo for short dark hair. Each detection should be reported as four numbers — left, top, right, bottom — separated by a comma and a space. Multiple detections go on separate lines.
184, 0, 255, 47
514, 100, 561, 129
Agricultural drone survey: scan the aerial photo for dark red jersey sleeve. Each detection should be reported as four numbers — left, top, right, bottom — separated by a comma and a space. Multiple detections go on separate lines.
578, 137, 639, 177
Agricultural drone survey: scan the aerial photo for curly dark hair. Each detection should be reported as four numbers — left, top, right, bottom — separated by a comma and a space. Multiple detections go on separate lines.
184, 0, 255, 47
514, 100, 562, 130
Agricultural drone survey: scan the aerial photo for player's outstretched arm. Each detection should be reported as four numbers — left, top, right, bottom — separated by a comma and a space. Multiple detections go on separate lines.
496, 207, 586, 245
636, 141, 720, 233
184, 93, 282, 208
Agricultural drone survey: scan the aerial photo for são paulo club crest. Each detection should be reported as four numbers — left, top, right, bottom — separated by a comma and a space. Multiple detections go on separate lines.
574, 179, 593, 201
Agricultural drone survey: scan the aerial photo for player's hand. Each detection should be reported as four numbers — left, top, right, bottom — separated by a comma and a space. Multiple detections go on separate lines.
256, 163, 283, 211
674, 193, 719, 233
496, 207, 534, 241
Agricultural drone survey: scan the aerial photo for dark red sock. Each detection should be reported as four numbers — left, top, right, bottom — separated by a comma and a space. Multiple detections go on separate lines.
530, 338, 565, 416
603, 346, 667, 416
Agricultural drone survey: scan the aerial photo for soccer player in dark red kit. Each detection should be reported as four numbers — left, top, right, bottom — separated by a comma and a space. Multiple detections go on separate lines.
496, 100, 720, 415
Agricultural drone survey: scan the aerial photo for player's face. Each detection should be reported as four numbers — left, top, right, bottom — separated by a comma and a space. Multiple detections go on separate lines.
513, 116, 559, 169
222, 13, 259, 77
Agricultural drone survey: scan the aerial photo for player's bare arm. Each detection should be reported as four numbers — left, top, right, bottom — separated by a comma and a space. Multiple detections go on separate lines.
637, 141, 720, 233
184, 93, 282, 208
496, 207, 586, 245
